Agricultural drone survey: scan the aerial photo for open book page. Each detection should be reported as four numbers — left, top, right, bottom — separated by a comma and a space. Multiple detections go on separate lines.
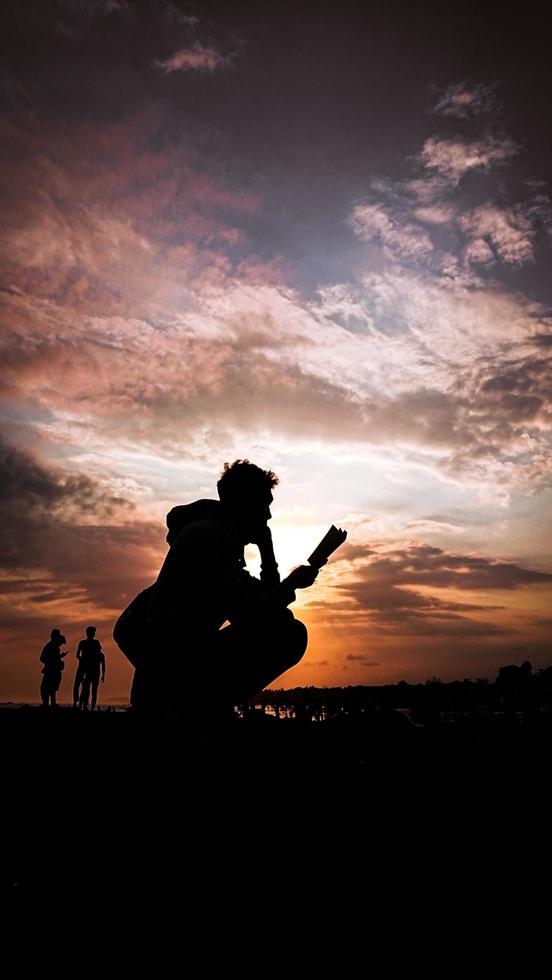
307, 525, 347, 568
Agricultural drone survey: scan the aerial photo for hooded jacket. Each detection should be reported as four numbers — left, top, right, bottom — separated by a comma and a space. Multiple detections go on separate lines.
116, 500, 295, 659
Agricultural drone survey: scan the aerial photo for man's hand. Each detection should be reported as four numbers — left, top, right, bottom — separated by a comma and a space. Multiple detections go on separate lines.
251, 524, 273, 549
286, 565, 319, 589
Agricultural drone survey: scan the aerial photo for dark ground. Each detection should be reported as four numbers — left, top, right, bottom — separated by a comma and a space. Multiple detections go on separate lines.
3, 703, 551, 909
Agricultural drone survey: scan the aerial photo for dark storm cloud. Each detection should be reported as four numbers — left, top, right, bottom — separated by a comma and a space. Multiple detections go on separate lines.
449, 352, 552, 466
306, 541, 552, 636
342, 543, 552, 591
479, 358, 551, 415
0, 435, 128, 529
0, 436, 163, 609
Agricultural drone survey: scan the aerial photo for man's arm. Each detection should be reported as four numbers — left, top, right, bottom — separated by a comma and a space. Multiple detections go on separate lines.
254, 526, 281, 587
150, 521, 318, 630
100, 652, 106, 682
217, 533, 319, 622
188, 526, 294, 624
250, 526, 320, 598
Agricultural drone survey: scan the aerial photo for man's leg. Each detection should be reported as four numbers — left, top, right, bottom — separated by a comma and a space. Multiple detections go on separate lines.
73, 665, 84, 706
80, 676, 90, 709
129, 650, 165, 713
207, 609, 308, 707
90, 675, 99, 710
126, 610, 308, 717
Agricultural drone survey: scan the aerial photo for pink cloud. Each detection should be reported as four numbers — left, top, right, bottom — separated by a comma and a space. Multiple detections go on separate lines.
463, 238, 496, 265
413, 204, 456, 225
420, 136, 515, 184
155, 43, 229, 73
459, 204, 536, 265
433, 82, 497, 118
349, 203, 433, 259
0, 111, 260, 318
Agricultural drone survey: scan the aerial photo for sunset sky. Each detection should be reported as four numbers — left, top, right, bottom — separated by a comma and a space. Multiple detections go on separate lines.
1, 0, 551, 702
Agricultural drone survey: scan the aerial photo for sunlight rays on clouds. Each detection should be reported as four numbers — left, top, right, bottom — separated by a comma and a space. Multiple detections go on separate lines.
1, 6, 551, 693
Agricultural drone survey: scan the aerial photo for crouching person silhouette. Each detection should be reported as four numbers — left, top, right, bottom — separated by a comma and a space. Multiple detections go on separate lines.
113, 460, 319, 722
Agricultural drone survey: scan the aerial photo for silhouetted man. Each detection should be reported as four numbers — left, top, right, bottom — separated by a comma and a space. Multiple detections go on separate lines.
73, 626, 95, 707
77, 627, 106, 710
114, 460, 319, 719
40, 629, 67, 707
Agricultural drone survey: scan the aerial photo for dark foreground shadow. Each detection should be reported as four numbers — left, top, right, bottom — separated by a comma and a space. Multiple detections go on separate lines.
3, 703, 551, 903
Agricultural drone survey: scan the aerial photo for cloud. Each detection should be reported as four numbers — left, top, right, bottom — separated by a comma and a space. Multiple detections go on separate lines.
3, 247, 550, 502
0, 435, 162, 609
403, 176, 453, 204
155, 43, 229, 73
59, 0, 130, 16
459, 204, 536, 265
158, 1, 198, 27
419, 137, 515, 184
533, 334, 552, 348
0, 434, 130, 533
413, 204, 456, 225
5, 99, 547, 506
349, 203, 434, 260
404, 518, 465, 536
472, 355, 552, 446
312, 541, 552, 635
100, 0, 129, 12
463, 238, 496, 265
0, 109, 259, 319
433, 82, 497, 118
345, 542, 552, 591
346, 655, 380, 666
0, 48, 551, 693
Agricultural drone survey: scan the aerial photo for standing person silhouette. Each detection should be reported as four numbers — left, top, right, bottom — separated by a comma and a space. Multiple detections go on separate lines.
77, 627, 106, 711
40, 629, 67, 707
73, 627, 92, 707
114, 460, 321, 721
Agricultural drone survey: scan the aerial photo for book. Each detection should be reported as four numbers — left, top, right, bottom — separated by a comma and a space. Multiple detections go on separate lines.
307, 525, 348, 568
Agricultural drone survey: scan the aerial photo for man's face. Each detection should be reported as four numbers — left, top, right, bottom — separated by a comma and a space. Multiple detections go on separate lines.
238, 490, 273, 543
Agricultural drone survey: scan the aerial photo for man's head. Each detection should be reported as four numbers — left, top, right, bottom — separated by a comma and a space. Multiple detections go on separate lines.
86, 626, 96, 638
217, 460, 279, 543
51, 628, 66, 646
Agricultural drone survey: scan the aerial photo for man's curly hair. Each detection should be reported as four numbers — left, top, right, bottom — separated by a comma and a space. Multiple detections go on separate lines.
217, 459, 279, 504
